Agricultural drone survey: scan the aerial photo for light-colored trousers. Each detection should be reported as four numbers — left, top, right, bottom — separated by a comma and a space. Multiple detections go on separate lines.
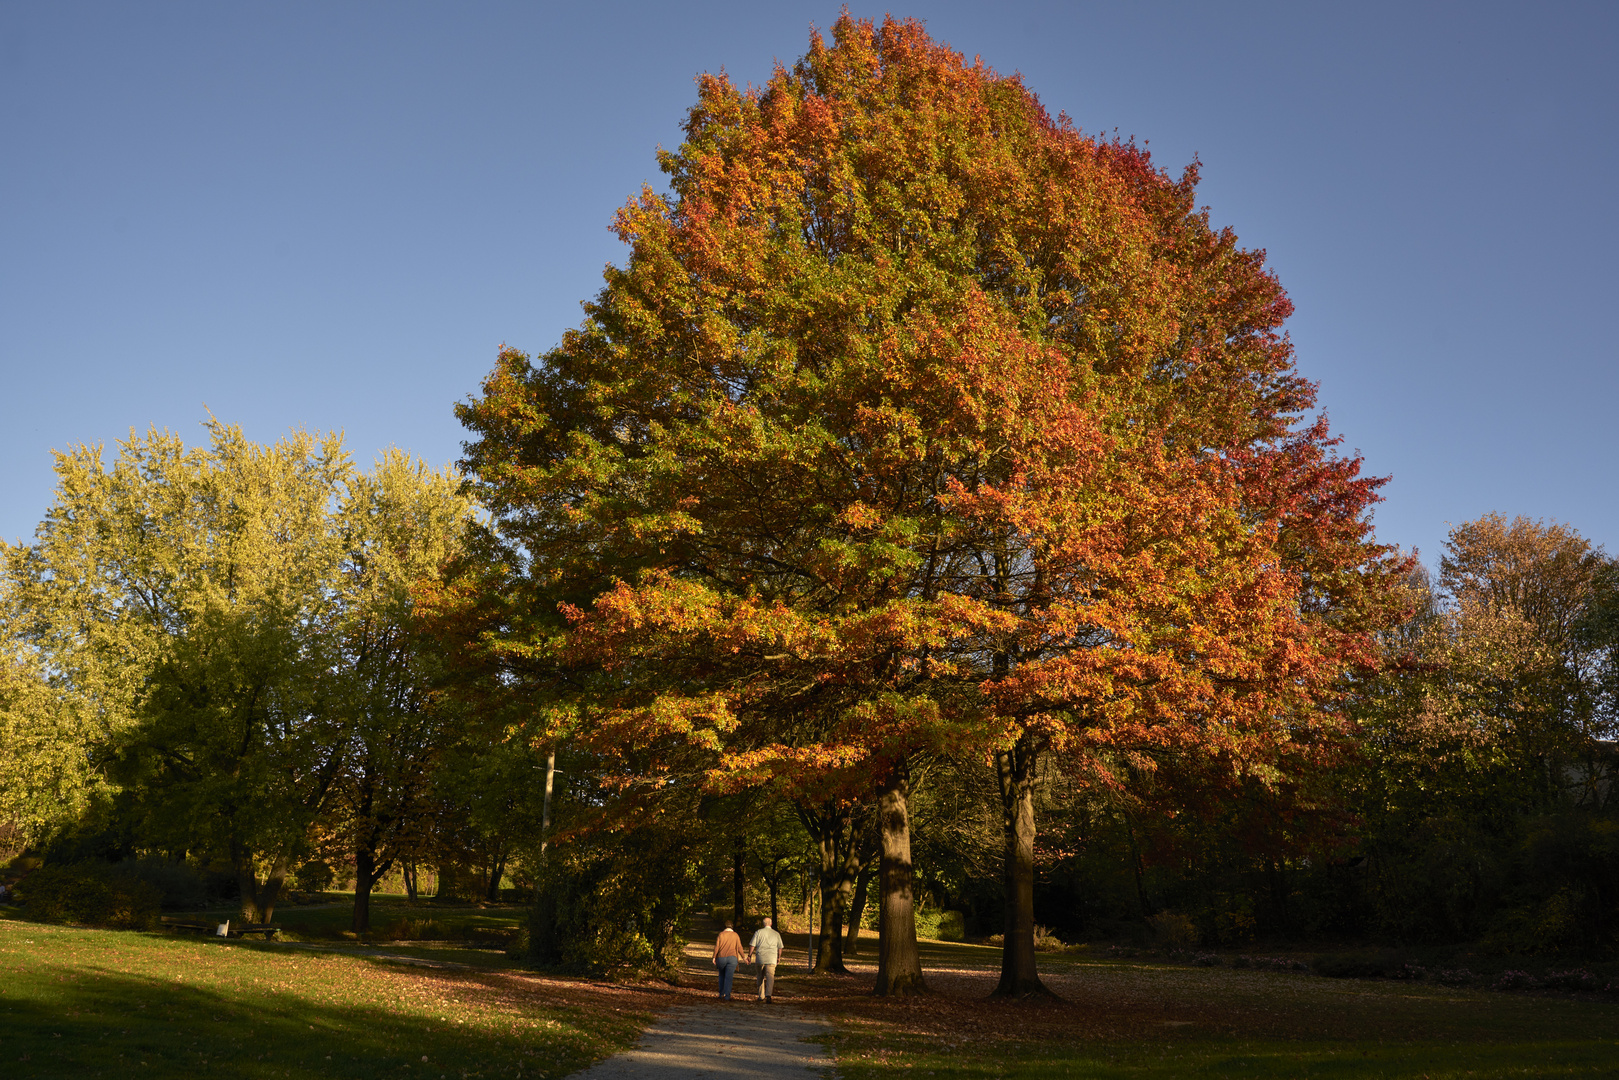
756, 961, 777, 999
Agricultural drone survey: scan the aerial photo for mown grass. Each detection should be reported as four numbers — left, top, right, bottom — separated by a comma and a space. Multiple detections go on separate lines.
10, 908, 1619, 1080
806, 938, 1619, 1079
0, 908, 650, 1080
828, 1033, 1619, 1078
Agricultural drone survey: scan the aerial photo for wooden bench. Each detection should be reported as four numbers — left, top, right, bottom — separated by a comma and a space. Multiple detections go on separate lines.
161, 917, 280, 939
160, 918, 218, 935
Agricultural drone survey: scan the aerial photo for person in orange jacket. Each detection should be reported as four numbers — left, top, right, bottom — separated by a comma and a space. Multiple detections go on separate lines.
712, 920, 744, 1000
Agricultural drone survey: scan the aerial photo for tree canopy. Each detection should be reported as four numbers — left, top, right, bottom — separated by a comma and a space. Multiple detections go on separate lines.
457, 14, 1405, 995
0, 420, 472, 924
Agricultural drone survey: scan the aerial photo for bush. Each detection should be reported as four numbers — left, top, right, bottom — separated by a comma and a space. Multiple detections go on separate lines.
528, 818, 703, 977
1541, 968, 1603, 992
1193, 892, 1257, 947
1148, 910, 1198, 949
983, 925, 1066, 951
914, 909, 965, 941
379, 916, 449, 941
1032, 924, 1066, 951
16, 864, 161, 929
1494, 969, 1538, 991
708, 906, 759, 929
1483, 888, 1595, 957
1311, 949, 1413, 979
293, 860, 336, 894
114, 858, 207, 911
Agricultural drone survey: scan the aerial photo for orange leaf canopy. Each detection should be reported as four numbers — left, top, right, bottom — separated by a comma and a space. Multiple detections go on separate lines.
458, 15, 1403, 796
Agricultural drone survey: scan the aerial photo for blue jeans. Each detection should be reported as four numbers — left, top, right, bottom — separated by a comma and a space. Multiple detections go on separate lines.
715, 956, 737, 998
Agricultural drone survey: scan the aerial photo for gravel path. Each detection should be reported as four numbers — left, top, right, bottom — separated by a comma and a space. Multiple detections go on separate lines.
568, 1003, 832, 1079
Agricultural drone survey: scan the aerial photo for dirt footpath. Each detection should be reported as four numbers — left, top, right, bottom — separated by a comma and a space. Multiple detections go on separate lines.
567, 1002, 831, 1079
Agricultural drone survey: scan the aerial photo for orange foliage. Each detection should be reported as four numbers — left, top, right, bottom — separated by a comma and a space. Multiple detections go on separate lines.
456, 15, 1406, 804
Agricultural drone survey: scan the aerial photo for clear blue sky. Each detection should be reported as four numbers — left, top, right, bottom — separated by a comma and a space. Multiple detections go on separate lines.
3, 2, 1615, 567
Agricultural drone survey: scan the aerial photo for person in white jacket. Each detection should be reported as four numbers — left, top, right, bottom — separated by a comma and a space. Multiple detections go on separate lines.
747, 916, 787, 1002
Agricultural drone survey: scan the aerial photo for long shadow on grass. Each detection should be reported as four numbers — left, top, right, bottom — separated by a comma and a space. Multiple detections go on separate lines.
1, 960, 629, 1080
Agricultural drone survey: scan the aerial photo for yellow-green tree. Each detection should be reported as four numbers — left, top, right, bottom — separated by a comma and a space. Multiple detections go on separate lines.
1, 422, 471, 924
1351, 515, 1615, 944
332, 452, 474, 933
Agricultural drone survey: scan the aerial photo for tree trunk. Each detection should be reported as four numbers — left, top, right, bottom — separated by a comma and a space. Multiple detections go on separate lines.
234, 845, 291, 925
994, 736, 1053, 998
799, 800, 869, 974
845, 864, 875, 955
768, 874, 780, 927
814, 870, 843, 972
353, 847, 377, 935
732, 839, 745, 924
435, 864, 450, 900
403, 861, 418, 901
486, 845, 507, 903
874, 764, 926, 996
1125, 817, 1153, 917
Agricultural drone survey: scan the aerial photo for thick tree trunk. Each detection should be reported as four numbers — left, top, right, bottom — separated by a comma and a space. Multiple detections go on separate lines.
403, 861, 418, 901
353, 848, 377, 935
732, 839, 746, 924
874, 765, 926, 996
800, 801, 869, 974
814, 872, 844, 972
994, 737, 1053, 998
234, 845, 291, 925
845, 865, 875, 955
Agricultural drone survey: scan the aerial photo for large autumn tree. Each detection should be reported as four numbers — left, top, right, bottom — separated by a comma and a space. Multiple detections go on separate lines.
458, 14, 1402, 996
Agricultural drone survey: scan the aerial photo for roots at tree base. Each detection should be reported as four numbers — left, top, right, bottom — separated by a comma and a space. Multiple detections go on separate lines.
990, 974, 1061, 1000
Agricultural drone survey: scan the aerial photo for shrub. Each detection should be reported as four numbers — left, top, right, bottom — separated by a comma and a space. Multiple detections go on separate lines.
1483, 888, 1599, 957
1032, 925, 1066, 952
293, 860, 336, 894
985, 926, 1065, 950
1541, 969, 1602, 992
1312, 949, 1406, 979
1494, 969, 1539, 991
1194, 893, 1257, 947
1148, 910, 1198, 949
708, 906, 760, 929
379, 917, 449, 941
914, 909, 965, 941
16, 863, 161, 929
528, 818, 702, 977
114, 858, 207, 911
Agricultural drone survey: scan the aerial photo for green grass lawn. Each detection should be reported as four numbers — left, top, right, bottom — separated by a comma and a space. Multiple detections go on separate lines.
8, 908, 1618, 1080
808, 937, 1619, 1079
0, 908, 651, 1080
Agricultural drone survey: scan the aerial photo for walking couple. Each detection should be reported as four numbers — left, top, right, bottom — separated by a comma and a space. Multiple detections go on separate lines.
711, 917, 785, 1002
